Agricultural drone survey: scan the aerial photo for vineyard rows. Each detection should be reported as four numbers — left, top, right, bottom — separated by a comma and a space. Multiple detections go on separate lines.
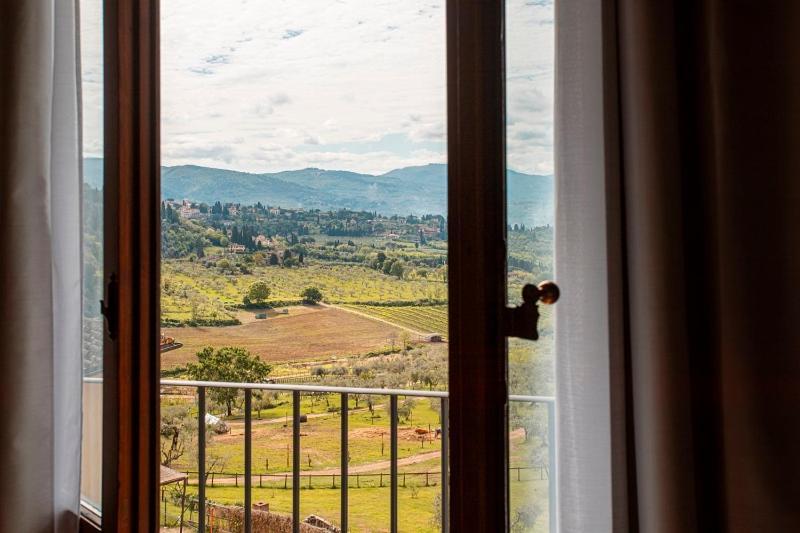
344, 304, 448, 337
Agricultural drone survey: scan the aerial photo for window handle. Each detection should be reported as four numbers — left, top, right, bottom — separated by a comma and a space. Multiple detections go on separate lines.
504, 281, 559, 340
100, 274, 119, 340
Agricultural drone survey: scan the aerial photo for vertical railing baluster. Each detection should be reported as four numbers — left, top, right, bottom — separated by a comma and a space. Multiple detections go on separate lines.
198, 386, 206, 532
390, 395, 398, 533
441, 397, 449, 533
341, 392, 349, 532
244, 389, 252, 533
547, 401, 557, 533
293, 390, 301, 533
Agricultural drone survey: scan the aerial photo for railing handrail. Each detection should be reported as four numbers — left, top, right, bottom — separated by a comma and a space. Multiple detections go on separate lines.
85, 376, 554, 403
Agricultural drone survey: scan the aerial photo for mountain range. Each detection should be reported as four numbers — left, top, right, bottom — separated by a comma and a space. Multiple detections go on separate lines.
83, 158, 553, 227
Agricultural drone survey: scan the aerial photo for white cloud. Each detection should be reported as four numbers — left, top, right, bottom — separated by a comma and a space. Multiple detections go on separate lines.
81, 0, 554, 175
506, 0, 555, 174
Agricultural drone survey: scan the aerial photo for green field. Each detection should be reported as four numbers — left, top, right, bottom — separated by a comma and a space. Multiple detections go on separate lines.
160, 389, 551, 532
165, 394, 446, 475
161, 477, 550, 533
162, 261, 448, 323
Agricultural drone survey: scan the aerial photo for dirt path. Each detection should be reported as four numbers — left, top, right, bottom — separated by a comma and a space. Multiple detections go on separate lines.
323, 303, 430, 339
185, 429, 526, 486
194, 450, 443, 486
225, 404, 384, 430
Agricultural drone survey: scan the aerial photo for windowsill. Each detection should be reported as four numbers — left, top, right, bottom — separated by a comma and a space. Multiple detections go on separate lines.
79, 500, 102, 532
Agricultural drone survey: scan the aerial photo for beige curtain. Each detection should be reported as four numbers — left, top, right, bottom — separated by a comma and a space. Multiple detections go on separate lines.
608, 1, 800, 531
0, 1, 83, 531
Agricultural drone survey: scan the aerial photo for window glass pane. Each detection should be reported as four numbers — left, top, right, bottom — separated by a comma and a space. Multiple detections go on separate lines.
506, 0, 555, 531
160, 2, 447, 530
80, 0, 105, 511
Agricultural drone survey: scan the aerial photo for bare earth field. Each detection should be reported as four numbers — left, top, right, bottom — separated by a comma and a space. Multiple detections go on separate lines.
162, 305, 406, 367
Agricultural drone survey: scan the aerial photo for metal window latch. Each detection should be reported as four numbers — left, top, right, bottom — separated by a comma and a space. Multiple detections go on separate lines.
100, 273, 119, 340
504, 281, 560, 340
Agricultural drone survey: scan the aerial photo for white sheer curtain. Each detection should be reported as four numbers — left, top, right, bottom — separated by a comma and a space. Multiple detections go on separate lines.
554, 1, 614, 532
0, 1, 83, 531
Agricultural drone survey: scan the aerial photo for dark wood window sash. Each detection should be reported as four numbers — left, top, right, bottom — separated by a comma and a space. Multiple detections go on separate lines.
101, 0, 161, 530
93, 0, 509, 530
447, 0, 509, 531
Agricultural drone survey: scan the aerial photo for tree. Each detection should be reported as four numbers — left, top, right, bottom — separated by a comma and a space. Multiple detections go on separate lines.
511, 504, 543, 533
300, 287, 323, 304
399, 331, 411, 352
160, 403, 194, 466
247, 280, 270, 306
390, 261, 405, 278
186, 346, 272, 416
269, 253, 280, 265
398, 397, 416, 423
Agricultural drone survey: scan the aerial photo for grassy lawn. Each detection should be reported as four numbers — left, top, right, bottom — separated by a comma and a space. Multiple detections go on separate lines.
160, 477, 550, 532
166, 395, 447, 475
161, 393, 552, 532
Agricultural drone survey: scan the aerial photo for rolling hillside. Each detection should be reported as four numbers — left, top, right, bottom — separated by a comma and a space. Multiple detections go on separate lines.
83, 158, 553, 226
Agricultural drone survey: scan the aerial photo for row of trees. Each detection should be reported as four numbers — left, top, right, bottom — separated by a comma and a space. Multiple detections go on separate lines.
243, 281, 323, 306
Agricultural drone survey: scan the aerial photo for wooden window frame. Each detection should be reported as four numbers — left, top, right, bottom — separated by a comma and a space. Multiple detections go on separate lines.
447, 1, 509, 531
90, 0, 510, 530
97, 0, 162, 530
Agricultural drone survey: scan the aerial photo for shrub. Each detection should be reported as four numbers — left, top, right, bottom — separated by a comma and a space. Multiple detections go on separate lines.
300, 287, 323, 304
247, 280, 270, 305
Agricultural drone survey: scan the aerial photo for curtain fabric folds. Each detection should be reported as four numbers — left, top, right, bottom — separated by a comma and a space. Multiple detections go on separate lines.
607, 1, 800, 531
0, 1, 83, 531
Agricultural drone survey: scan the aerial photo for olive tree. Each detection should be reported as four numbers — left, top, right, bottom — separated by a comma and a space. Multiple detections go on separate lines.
186, 346, 272, 416
247, 280, 270, 306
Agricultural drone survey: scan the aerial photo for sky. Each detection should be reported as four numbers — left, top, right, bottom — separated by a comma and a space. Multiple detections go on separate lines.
81, 0, 554, 176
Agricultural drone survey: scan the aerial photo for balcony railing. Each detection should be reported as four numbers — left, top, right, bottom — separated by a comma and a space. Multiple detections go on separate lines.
86, 378, 556, 532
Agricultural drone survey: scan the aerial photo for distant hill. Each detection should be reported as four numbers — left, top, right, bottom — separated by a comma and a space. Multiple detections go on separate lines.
83, 159, 553, 226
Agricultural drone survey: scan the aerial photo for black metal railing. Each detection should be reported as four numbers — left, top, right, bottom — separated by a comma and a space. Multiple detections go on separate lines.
88, 377, 556, 532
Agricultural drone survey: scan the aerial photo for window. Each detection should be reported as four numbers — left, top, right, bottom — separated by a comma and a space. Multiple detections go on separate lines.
85, 1, 564, 530
159, 2, 449, 530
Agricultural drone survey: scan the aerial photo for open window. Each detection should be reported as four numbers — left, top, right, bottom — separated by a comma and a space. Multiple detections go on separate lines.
83, 1, 565, 531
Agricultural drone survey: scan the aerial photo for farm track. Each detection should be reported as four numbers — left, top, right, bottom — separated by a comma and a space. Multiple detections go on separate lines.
183, 428, 528, 486
224, 404, 385, 427
187, 450, 443, 486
